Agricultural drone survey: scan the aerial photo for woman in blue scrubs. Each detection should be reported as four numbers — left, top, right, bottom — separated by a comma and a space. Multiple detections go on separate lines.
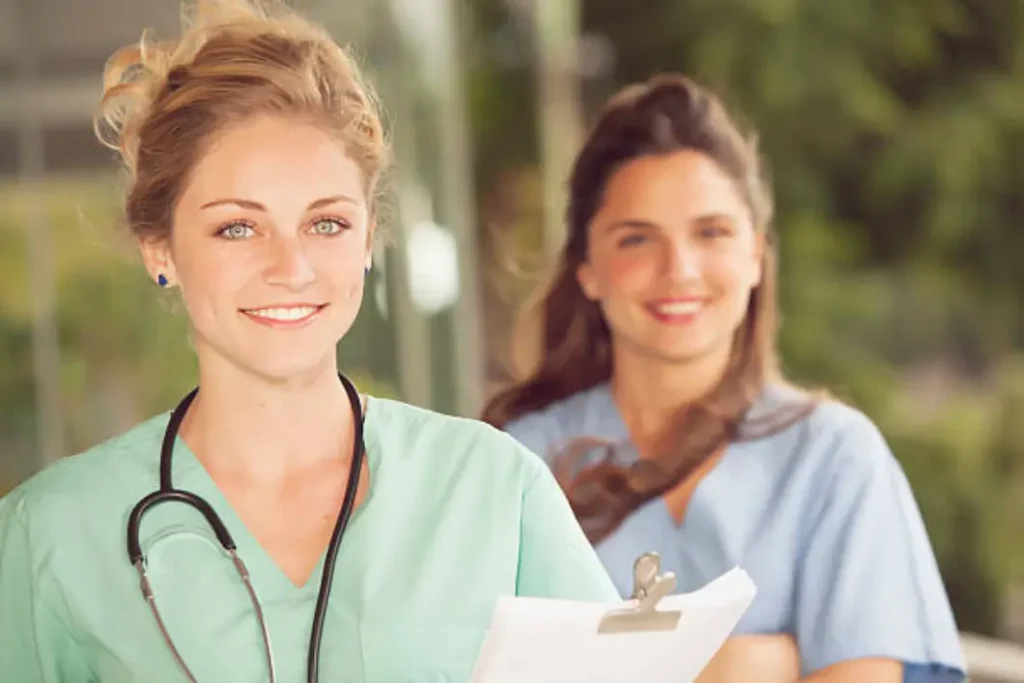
0, 1, 618, 681
483, 74, 966, 682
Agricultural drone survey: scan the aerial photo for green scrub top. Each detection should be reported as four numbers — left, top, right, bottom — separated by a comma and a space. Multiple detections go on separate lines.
0, 397, 618, 682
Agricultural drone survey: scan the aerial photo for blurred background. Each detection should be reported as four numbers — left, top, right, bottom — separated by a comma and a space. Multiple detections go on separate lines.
1, 0, 1023, 677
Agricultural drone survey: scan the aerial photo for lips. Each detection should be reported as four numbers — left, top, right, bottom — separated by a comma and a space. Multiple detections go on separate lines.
645, 298, 707, 324
240, 304, 326, 327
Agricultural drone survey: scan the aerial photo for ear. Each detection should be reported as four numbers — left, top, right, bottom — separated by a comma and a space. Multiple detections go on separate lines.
138, 236, 177, 287
576, 261, 600, 301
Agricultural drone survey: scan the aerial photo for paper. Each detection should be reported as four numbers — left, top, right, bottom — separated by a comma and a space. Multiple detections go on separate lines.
470, 567, 757, 683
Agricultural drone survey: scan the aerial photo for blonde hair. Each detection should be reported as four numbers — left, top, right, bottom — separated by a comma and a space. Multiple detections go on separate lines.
94, 0, 389, 241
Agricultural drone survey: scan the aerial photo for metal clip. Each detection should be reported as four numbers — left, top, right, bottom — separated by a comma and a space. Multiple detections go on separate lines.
597, 552, 682, 634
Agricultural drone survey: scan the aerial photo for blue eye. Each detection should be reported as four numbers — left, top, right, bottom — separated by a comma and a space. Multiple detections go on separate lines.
310, 218, 347, 235
218, 222, 254, 240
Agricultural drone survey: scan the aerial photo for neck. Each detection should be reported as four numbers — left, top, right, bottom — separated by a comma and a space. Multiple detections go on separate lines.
178, 356, 359, 484
610, 342, 731, 443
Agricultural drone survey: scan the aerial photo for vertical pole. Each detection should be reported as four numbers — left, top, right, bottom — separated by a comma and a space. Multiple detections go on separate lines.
382, 59, 434, 409
15, 0, 64, 467
533, 0, 583, 263
436, 0, 485, 416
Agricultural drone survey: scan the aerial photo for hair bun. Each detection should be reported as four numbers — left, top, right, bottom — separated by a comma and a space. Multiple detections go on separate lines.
93, 0, 284, 175
95, 33, 181, 177
95, 0, 389, 242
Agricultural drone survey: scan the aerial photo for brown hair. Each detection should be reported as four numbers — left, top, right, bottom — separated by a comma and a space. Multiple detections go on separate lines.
482, 74, 815, 542
94, 0, 389, 242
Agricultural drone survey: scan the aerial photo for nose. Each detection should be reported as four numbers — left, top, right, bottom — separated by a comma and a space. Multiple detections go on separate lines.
663, 239, 701, 282
264, 236, 316, 290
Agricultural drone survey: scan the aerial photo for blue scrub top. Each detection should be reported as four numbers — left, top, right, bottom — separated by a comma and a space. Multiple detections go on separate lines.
505, 382, 967, 682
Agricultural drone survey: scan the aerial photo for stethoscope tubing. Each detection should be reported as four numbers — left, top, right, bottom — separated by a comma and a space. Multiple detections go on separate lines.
125, 373, 365, 683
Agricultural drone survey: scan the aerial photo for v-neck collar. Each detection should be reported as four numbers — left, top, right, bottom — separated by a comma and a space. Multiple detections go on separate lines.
165, 396, 381, 598
585, 383, 733, 533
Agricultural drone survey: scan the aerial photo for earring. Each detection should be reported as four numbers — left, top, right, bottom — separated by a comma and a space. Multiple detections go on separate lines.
364, 265, 371, 276
157, 274, 168, 287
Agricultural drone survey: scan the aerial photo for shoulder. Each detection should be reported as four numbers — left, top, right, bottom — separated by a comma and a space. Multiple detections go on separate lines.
794, 396, 895, 482
1, 414, 167, 530
761, 393, 913, 528
502, 383, 619, 461
366, 397, 550, 484
737, 386, 902, 505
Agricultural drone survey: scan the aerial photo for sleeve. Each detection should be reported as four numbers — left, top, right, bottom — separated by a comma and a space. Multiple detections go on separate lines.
0, 493, 93, 682
513, 456, 619, 602
794, 413, 967, 681
503, 413, 563, 467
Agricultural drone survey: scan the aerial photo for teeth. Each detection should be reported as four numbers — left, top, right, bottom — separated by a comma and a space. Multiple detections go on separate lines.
656, 301, 703, 315
246, 306, 319, 321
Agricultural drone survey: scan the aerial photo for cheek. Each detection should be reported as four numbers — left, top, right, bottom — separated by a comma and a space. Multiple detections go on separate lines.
312, 251, 364, 298
599, 251, 657, 296
177, 254, 248, 306
345, 277, 364, 302
178, 272, 240, 328
170, 231, 242, 288
704, 251, 758, 295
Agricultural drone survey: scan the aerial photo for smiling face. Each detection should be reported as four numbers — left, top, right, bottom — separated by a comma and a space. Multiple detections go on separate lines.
576, 149, 763, 366
139, 115, 373, 383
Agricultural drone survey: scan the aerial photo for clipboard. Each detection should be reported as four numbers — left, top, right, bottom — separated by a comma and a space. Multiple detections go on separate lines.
470, 552, 757, 683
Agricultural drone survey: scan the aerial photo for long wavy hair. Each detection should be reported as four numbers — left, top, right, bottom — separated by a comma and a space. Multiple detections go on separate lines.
482, 74, 817, 543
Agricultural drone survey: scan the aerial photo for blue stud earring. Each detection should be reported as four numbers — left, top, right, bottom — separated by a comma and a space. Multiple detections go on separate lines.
157, 274, 168, 287
364, 266, 371, 276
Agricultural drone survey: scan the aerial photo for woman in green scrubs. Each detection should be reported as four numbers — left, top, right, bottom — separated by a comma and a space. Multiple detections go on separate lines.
0, 1, 617, 681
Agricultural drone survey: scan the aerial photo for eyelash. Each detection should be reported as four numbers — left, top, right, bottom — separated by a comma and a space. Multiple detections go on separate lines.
615, 225, 731, 249
216, 219, 256, 240
309, 215, 351, 235
702, 224, 730, 236
215, 216, 351, 240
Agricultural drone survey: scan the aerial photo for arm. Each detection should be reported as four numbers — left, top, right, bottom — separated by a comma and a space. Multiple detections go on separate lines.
802, 658, 902, 682
793, 411, 966, 683
0, 493, 92, 682
513, 456, 619, 601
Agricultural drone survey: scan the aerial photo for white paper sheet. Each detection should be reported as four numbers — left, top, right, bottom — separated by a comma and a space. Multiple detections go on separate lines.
470, 566, 757, 683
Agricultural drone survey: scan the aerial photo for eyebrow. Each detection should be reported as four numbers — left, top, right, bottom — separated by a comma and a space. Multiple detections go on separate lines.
199, 195, 361, 211
606, 219, 658, 232
606, 213, 734, 231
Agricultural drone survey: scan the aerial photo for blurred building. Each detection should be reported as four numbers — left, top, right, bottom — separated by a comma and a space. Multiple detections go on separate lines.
0, 0, 486, 473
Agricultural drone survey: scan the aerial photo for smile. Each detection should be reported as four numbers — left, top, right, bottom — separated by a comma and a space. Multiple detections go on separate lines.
646, 298, 707, 324
241, 304, 326, 327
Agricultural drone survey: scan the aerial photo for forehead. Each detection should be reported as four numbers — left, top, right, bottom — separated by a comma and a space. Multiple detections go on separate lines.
181, 116, 366, 207
598, 149, 747, 221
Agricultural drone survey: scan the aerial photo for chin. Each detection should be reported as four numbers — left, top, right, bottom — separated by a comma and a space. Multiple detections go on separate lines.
194, 321, 347, 383
647, 336, 729, 365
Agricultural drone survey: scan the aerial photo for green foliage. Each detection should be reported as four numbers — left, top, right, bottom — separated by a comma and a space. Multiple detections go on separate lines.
0, 177, 395, 492
468, 0, 1024, 635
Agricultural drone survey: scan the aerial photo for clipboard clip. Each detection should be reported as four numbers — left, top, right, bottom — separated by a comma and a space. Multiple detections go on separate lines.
597, 552, 682, 634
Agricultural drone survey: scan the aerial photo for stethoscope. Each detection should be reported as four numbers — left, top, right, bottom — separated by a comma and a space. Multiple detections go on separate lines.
126, 373, 366, 683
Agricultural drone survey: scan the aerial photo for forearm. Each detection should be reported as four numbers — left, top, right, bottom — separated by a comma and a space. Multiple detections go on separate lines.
800, 658, 902, 683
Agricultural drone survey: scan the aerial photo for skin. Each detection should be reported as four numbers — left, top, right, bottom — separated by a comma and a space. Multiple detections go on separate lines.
139, 115, 373, 588
576, 150, 901, 683
577, 150, 763, 446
